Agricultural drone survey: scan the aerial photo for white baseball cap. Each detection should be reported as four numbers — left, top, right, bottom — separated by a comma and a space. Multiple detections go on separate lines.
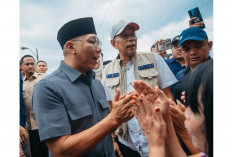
111, 20, 139, 39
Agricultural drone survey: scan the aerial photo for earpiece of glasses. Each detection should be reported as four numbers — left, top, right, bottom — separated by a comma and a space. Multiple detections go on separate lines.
72, 37, 102, 48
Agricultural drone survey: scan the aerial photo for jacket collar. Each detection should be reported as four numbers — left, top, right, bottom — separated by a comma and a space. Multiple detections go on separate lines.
58, 61, 95, 83
169, 57, 175, 63
23, 72, 38, 81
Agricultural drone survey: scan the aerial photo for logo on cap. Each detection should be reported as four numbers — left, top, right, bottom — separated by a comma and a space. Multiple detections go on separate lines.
179, 36, 182, 40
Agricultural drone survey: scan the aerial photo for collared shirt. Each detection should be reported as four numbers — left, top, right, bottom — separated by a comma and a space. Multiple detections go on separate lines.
23, 72, 45, 130
103, 54, 177, 157
165, 58, 186, 77
32, 61, 114, 157
174, 66, 190, 104
174, 57, 212, 105
165, 58, 186, 95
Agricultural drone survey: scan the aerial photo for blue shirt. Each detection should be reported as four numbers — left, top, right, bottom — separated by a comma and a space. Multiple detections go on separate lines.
165, 58, 186, 77
32, 61, 114, 157
176, 68, 186, 80
174, 57, 212, 104
165, 58, 186, 95
20, 72, 26, 127
174, 66, 190, 104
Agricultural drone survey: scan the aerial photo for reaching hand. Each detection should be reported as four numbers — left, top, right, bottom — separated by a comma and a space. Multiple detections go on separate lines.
132, 80, 170, 119
169, 100, 188, 136
110, 89, 135, 125
177, 99, 186, 112
180, 91, 186, 103
132, 95, 166, 147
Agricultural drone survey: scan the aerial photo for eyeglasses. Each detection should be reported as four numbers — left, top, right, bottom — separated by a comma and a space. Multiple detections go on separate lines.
72, 37, 102, 48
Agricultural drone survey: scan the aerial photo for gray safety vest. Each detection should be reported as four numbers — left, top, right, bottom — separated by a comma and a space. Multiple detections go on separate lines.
104, 52, 159, 141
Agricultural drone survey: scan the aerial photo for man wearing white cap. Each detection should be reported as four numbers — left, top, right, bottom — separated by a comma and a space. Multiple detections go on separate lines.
104, 20, 177, 157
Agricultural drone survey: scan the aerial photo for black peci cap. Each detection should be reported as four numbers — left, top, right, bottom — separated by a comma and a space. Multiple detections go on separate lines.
57, 17, 97, 49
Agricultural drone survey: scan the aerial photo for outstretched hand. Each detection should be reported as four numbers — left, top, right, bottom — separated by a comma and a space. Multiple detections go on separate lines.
180, 91, 186, 103
132, 95, 166, 147
169, 100, 188, 136
132, 80, 170, 119
110, 89, 135, 126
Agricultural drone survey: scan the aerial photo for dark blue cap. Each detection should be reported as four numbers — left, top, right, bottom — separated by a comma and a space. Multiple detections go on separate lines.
57, 17, 97, 49
178, 27, 208, 47
171, 35, 180, 45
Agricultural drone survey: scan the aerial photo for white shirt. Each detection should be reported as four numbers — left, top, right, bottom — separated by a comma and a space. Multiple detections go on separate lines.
101, 70, 112, 101
103, 54, 177, 156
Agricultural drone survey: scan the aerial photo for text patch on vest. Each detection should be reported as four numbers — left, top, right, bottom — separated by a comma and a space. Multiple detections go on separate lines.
138, 63, 154, 70
106, 73, 119, 78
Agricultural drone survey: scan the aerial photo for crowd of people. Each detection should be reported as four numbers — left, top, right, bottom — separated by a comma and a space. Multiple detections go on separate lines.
19, 14, 213, 157
20, 57, 48, 157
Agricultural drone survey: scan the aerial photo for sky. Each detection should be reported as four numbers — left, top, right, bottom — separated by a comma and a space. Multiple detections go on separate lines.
20, 0, 213, 74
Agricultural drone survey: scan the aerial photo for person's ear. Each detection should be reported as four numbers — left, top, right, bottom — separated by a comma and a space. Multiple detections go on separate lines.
208, 41, 213, 51
65, 41, 75, 54
177, 46, 181, 53
20, 64, 25, 71
111, 39, 117, 49
179, 47, 183, 55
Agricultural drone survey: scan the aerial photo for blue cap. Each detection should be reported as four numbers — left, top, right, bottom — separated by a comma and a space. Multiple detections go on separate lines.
178, 27, 208, 47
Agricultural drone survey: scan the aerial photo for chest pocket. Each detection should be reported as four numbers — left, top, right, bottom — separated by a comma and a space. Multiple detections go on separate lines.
105, 76, 119, 88
67, 102, 92, 121
98, 99, 110, 118
137, 67, 158, 88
